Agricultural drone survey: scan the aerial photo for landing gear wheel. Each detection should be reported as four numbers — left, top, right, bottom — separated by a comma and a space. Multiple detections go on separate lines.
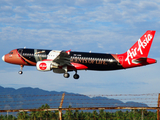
63, 73, 70, 78
18, 71, 23, 75
73, 74, 79, 79
18, 65, 24, 75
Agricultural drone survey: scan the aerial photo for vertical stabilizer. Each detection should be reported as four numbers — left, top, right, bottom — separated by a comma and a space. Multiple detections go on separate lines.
118, 30, 156, 68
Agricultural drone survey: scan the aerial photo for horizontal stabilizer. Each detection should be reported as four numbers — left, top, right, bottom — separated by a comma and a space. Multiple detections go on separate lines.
132, 57, 147, 64
132, 57, 157, 64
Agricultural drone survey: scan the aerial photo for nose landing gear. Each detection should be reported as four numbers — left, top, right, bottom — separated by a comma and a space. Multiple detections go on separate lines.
18, 71, 23, 75
18, 65, 24, 75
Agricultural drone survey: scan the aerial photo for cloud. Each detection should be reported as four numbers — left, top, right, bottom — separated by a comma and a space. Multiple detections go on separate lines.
1, 0, 160, 32
0, 0, 27, 7
1, 0, 159, 28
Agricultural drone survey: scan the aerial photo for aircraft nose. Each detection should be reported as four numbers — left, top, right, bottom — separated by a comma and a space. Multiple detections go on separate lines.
2, 55, 5, 61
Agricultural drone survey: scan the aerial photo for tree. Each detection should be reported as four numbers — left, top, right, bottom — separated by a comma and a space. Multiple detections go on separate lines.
79, 111, 85, 119
84, 112, 91, 120
49, 111, 59, 120
0, 115, 4, 120
0, 104, 158, 120
105, 112, 112, 119
92, 110, 98, 120
115, 110, 124, 120
63, 106, 74, 120
36, 104, 51, 120
6, 115, 17, 120
99, 110, 106, 120
36, 109, 43, 120
17, 111, 29, 120
30, 111, 37, 120
4, 115, 12, 120
42, 104, 51, 120
73, 110, 80, 120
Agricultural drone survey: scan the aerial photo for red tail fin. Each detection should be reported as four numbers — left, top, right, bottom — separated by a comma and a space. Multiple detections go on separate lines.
118, 30, 156, 68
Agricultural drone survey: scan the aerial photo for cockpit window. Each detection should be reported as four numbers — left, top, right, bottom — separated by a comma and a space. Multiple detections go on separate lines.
9, 52, 13, 54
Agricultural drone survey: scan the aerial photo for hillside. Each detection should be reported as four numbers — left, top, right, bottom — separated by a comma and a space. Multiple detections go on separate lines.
0, 86, 148, 110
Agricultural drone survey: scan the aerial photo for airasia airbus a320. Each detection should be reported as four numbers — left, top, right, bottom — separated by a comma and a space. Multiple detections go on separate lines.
2, 30, 157, 79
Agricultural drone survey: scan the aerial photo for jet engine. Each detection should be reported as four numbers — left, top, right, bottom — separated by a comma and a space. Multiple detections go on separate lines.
36, 61, 52, 71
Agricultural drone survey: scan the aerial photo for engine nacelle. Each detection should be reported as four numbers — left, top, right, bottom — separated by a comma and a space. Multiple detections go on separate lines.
36, 61, 52, 71
53, 68, 65, 73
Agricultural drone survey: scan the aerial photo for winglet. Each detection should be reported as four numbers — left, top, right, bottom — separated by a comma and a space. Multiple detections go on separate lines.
66, 50, 71, 55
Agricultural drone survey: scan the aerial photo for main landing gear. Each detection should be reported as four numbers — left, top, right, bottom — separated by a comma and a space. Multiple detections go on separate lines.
73, 70, 79, 79
63, 73, 70, 78
63, 67, 79, 79
63, 72, 80, 79
18, 65, 24, 75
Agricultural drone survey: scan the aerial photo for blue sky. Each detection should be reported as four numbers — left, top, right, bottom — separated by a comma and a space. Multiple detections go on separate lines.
1, 0, 160, 100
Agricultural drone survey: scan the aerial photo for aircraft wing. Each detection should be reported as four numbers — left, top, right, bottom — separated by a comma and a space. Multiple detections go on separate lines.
53, 50, 71, 66
46, 50, 88, 70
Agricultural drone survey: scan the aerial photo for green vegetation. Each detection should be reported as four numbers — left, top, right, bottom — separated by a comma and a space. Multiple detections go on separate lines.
0, 104, 157, 120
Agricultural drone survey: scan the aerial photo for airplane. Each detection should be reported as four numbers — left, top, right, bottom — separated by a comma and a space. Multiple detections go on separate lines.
2, 30, 157, 79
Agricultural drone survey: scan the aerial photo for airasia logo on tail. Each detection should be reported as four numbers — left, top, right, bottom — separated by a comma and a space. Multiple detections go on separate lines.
125, 34, 153, 65
39, 63, 47, 70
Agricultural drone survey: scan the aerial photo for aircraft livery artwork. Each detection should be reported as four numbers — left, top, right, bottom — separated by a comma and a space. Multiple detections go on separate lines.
2, 30, 157, 79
